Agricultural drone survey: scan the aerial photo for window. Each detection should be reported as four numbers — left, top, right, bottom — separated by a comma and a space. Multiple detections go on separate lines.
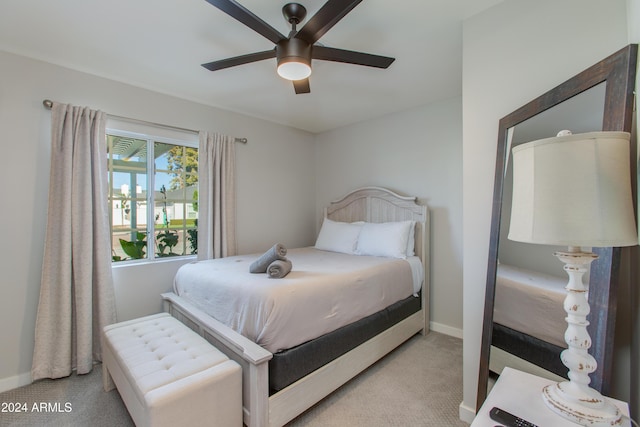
107, 129, 198, 263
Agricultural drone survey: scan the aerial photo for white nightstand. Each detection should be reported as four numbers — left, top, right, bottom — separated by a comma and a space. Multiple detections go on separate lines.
472, 367, 631, 427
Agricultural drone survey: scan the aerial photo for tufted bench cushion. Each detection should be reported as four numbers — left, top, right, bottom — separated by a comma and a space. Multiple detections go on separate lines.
102, 313, 241, 427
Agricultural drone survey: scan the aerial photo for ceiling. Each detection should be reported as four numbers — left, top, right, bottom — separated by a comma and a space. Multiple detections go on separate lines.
0, 0, 502, 133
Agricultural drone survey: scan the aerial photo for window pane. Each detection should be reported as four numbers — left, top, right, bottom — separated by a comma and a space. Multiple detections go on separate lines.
154, 229, 181, 257
155, 143, 198, 193
185, 200, 198, 255
156, 172, 184, 201
109, 132, 197, 263
112, 229, 147, 261
154, 199, 172, 229
108, 134, 150, 262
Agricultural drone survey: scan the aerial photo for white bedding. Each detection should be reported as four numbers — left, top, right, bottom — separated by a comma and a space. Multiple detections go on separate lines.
173, 247, 422, 353
493, 264, 567, 348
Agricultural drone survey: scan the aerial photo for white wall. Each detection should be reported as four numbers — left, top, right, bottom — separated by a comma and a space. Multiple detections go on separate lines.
461, 0, 631, 422
314, 97, 463, 335
0, 51, 316, 391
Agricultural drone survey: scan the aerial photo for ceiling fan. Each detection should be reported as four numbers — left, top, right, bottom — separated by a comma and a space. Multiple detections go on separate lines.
201, 0, 395, 94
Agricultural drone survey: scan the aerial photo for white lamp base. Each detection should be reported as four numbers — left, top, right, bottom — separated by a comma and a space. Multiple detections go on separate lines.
542, 382, 621, 426
541, 248, 622, 427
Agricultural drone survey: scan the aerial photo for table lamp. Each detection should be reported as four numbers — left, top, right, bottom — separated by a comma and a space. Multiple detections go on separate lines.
507, 130, 637, 426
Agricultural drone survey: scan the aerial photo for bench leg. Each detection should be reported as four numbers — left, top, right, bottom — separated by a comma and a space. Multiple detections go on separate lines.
102, 362, 115, 392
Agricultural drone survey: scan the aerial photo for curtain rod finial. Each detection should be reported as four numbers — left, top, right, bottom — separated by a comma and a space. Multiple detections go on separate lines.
43, 99, 53, 109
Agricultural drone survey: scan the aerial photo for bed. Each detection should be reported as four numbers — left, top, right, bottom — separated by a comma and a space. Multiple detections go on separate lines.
489, 263, 567, 379
161, 187, 430, 427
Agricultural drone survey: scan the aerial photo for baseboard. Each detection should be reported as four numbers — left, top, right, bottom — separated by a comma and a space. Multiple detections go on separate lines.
0, 371, 32, 393
430, 321, 463, 339
458, 401, 476, 424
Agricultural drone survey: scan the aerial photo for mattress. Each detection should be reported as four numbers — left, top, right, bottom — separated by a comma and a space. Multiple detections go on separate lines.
173, 247, 423, 353
493, 263, 567, 348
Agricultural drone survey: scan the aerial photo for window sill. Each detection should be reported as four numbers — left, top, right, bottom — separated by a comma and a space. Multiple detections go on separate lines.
111, 255, 197, 269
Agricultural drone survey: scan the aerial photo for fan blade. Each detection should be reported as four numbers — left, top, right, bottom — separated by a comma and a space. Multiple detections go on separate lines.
293, 79, 311, 94
202, 49, 276, 71
204, 0, 287, 44
313, 46, 394, 68
295, 0, 363, 45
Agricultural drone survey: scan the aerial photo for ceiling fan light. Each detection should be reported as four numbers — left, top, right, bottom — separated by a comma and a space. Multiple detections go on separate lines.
276, 38, 312, 81
277, 60, 312, 80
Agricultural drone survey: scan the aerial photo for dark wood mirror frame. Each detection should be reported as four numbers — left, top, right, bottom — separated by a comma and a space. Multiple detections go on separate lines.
476, 44, 638, 410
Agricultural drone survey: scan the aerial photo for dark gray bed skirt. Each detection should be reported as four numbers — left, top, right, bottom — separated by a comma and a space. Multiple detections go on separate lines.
269, 293, 421, 394
491, 323, 567, 379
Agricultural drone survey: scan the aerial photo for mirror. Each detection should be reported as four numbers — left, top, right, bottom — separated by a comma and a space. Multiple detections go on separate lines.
500, 84, 605, 274
477, 44, 638, 410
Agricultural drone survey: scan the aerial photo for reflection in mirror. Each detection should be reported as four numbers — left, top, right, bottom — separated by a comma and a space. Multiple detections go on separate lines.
476, 44, 637, 411
500, 83, 605, 275
490, 83, 605, 381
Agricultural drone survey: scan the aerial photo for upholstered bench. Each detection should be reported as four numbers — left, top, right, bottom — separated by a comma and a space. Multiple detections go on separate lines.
102, 313, 242, 427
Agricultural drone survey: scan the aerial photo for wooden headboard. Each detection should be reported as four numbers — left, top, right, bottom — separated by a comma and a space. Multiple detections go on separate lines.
323, 186, 429, 272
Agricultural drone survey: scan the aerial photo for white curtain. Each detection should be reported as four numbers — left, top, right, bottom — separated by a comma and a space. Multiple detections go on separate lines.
32, 103, 116, 381
198, 132, 236, 259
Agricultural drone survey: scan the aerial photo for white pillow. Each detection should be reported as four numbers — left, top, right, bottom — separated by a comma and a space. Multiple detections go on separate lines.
356, 220, 413, 259
315, 218, 363, 254
406, 221, 416, 257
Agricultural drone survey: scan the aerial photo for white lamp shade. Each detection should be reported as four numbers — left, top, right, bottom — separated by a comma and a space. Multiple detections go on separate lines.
508, 131, 637, 247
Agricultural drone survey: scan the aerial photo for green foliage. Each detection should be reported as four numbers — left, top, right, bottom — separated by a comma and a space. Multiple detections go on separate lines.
156, 230, 179, 257
187, 219, 198, 255
118, 232, 147, 260
166, 146, 198, 191
192, 189, 198, 212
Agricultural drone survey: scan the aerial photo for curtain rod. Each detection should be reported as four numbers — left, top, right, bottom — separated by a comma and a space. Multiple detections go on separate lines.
42, 99, 247, 144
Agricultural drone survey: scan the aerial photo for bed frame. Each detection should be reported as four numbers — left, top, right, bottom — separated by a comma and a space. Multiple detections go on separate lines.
490, 325, 566, 382
162, 186, 430, 427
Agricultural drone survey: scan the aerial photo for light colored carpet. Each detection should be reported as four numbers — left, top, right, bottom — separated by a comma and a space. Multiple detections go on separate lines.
0, 367, 132, 426
286, 332, 467, 426
0, 332, 466, 426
